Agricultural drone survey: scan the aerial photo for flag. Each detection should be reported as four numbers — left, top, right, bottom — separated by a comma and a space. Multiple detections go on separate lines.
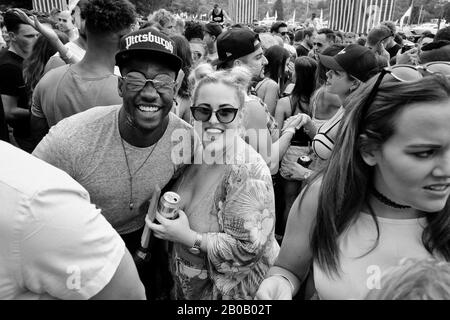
228, 0, 258, 24
67, 0, 79, 11
399, 5, 412, 28
32, 0, 67, 13
329, 0, 396, 34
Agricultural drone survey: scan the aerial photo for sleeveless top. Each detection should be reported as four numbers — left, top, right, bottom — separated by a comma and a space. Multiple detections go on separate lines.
212, 9, 224, 22
313, 213, 434, 300
311, 106, 344, 161
288, 96, 312, 147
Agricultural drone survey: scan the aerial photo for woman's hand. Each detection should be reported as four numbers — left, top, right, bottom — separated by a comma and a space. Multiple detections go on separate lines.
282, 113, 312, 134
280, 158, 311, 181
254, 276, 293, 300
146, 209, 196, 246
396, 47, 419, 66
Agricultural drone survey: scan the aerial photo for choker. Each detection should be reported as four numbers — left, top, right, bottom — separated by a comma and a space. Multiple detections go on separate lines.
372, 188, 411, 209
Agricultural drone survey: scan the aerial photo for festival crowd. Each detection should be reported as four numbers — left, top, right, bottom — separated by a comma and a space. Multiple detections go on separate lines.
1, 0, 450, 300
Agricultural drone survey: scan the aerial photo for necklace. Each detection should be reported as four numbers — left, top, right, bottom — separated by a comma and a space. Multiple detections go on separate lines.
120, 137, 159, 210
372, 188, 411, 210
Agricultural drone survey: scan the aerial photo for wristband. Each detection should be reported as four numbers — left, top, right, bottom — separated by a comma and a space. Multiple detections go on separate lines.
272, 274, 295, 294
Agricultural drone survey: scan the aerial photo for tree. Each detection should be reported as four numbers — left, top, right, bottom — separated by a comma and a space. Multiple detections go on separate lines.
445, 3, 450, 23
273, 0, 284, 21
0, 0, 32, 11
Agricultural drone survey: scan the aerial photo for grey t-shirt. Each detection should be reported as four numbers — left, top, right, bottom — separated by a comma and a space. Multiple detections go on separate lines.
31, 64, 122, 127
33, 105, 199, 234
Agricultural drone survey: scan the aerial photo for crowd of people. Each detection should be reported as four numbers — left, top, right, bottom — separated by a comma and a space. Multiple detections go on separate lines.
1, 0, 450, 300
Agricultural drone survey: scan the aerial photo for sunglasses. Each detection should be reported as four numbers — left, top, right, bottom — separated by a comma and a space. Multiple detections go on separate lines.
359, 62, 450, 129
190, 104, 239, 124
280, 32, 288, 36
120, 72, 176, 93
313, 42, 323, 47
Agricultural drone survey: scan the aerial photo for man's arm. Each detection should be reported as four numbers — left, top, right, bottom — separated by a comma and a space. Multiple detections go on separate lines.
30, 115, 49, 148
223, 10, 232, 23
91, 249, 145, 300
20, 185, 145, 300
1, 95, 30, 121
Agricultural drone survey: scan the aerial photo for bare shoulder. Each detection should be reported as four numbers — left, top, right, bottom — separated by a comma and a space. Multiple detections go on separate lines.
296, 177, 322, 219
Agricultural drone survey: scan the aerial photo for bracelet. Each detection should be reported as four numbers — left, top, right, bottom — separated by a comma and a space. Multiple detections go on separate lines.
303, 169, 312, 180
272, 274, 295, 294
61, 48, 73, 60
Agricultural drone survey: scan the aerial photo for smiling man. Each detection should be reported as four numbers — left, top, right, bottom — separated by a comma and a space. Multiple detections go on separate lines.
33, 27, 199, 299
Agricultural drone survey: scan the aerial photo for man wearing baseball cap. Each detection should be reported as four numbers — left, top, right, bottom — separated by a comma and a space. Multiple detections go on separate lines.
215, 27, 305, 177
203, 22, 222, 63
33, 27, 199, 299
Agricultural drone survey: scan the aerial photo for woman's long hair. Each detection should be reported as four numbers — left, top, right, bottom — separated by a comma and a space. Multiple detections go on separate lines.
264, 45, 289, 89
22, 31, 69, 99
170, 34, 193, 99
290, 56, 317, 115
309, 74, 450, 277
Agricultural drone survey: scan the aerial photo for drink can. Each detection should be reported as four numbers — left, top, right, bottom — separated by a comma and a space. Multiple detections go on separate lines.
297, 155, 312, 168
157, 191, 180, 219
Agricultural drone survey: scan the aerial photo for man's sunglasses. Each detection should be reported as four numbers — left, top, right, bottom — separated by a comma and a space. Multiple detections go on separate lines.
280, 32, 288, 36
190, 105, 239, 124
359, 62, 450, 130
313, 42, 323, 47
120, 72, 176, 93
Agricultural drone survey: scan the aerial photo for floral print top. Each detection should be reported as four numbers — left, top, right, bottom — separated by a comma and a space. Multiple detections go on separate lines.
170, 142, 280, 300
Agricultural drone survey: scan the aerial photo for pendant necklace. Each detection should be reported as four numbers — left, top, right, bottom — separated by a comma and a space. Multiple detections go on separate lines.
120, 137, 159, 210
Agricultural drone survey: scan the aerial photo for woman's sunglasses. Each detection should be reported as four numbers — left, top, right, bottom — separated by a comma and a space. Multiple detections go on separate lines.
359, 62, 450, 127
190, 105, 239, 124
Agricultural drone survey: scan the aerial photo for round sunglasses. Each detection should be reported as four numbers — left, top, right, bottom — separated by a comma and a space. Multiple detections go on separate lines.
190, 105, 239, 124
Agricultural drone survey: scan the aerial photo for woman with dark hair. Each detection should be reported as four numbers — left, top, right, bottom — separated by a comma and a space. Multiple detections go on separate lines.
255, 45, 289, 115
273, 56, 317, 236
256, 69, 450, 300
23, 31, 69, 106
308, 44, 345, 135
170, 34, 193, 124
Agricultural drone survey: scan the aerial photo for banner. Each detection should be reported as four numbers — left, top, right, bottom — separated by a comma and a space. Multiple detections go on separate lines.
329, 0, 396, 34
32, 0, 67, 13
228, 0, 258, 25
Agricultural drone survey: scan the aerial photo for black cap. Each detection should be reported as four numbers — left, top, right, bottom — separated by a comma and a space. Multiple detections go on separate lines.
115, 27, 182, 73
216, 28, 260, 67
204, 22, 222, 38
318, 44, 379, 82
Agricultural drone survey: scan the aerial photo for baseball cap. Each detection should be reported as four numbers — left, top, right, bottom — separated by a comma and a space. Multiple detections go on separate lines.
204, 22, 222, 38
215, 28, 260, 67
115, 27, 182, 73
318, 44, 380, 82
367, 26, 392, 47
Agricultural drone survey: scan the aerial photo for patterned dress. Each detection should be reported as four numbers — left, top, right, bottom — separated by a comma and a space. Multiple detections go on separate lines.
170, 139, 280, 300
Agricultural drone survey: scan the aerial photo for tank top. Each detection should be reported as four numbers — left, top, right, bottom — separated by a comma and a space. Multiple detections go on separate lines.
312, 106, 344, 161
313, 213, 433, 300
212, 9, 224, 23
288, 96, 312, 147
